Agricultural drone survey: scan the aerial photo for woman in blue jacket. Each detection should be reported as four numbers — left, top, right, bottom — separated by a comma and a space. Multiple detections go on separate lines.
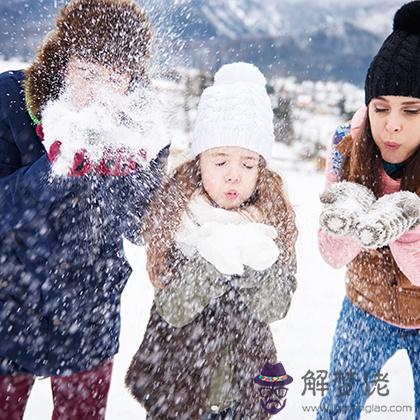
0, 0, 168, 418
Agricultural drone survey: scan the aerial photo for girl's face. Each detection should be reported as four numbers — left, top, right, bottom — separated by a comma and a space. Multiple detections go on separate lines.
199, 146, 260, 210
368, 96, 420, 164
66, 57, 131, 108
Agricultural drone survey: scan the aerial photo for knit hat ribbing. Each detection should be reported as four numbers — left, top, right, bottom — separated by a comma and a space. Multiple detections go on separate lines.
365, 1, 420, 104
192, 62, 274, 162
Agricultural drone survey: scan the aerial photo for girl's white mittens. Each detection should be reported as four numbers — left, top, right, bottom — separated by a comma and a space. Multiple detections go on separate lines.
195, 222, 243, 275
236, 223, 280, 272
195, 222, 280, 275
319, 181, 376, 237
356, 191, 420, 249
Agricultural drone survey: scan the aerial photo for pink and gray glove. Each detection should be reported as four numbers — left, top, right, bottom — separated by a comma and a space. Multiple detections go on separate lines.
319, 181, 376, 237
355, 191, 420, 249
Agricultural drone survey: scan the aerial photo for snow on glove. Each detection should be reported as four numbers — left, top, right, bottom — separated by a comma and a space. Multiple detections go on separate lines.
45, 141, 142, 177
41, 88, 169, 176
46, 140, 92, 176
355, 191, 420, 249
319, 181, 376, 237
235, 223, 280, 271
195, 222, 244, 275
36, 123, 92, 176
94, 146, 145, 176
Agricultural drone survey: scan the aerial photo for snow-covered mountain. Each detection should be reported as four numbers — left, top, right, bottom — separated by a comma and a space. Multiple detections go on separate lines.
116, 0, 403, 83
0, 0, 403, 83
144, 0, 400, 39
145, 0, 403, 83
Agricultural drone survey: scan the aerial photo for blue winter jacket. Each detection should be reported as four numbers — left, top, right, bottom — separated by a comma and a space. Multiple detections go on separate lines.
0, 70, 168, 376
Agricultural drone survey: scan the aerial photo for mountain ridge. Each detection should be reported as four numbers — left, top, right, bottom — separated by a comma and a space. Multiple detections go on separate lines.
0, 0, 402, 84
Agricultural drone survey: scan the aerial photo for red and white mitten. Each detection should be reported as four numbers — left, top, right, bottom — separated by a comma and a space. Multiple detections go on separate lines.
36, 123, 92, 176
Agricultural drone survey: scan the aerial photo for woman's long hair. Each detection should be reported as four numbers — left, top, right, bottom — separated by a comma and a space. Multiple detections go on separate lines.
337, 115, 419, 196
142, 157, 297, 288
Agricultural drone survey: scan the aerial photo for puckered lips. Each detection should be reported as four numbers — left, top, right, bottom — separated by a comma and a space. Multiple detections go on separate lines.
225, 190, 239, 200
384, 141, 401, 151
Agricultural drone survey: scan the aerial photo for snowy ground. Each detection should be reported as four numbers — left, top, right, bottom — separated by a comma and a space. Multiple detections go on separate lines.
23, 167, 415, 420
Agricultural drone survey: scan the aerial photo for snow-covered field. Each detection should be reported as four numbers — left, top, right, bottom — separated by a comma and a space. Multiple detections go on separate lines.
23, 167, 415, 420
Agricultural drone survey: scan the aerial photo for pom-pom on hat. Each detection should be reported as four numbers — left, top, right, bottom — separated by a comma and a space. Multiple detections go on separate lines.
192, 62, 274, 162
365, 0, 420, 104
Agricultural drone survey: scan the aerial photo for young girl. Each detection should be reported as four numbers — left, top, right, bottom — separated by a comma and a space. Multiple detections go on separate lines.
317, 2, 420, 418
126, 62, 297, 419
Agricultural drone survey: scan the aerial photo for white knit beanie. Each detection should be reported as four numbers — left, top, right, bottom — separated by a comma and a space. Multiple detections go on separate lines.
192, 62, 274, 162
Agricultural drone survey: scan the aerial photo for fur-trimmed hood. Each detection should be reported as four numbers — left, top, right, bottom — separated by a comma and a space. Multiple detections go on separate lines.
25, 0, 152, 121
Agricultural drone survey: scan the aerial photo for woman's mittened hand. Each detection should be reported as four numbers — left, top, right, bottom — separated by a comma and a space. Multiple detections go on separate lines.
46, 142, 141, 177
47, 140, 92, 176
94, 147, 140, 176
319, 181, 376, 237
355, 191, 420, 249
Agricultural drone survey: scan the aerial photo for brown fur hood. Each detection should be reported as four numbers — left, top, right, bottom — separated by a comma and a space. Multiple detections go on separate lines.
25, 0, 152, 121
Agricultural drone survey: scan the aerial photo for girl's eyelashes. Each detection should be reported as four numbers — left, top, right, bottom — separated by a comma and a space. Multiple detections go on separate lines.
243, 159, 258, 169
243, 163, 257, 169
213, 159, 257, 168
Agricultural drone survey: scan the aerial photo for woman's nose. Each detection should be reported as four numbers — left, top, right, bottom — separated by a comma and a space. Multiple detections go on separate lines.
385, 115, 402, 133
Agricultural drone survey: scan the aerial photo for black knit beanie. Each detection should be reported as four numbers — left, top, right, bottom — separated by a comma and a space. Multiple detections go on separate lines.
365, 0, 420, 104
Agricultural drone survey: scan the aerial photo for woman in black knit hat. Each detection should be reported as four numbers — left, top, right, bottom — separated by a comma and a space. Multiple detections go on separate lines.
317, 1, 420, 419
